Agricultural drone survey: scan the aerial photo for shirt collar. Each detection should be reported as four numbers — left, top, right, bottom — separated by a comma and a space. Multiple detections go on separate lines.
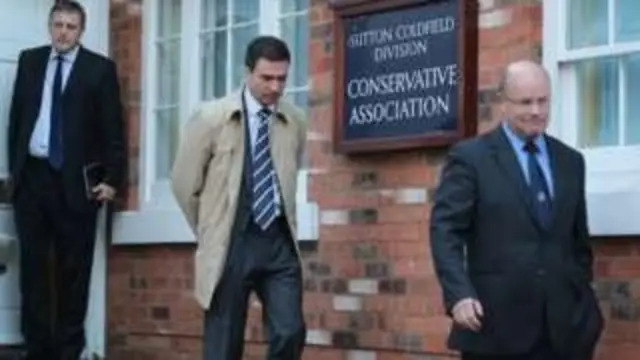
501, 121, 547, 155
50, 45, 80, 63
243, 87, 275, 118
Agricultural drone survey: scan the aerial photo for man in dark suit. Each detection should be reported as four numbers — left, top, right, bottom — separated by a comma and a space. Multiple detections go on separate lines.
8, 2, 126, 359
430, 60, 603, 360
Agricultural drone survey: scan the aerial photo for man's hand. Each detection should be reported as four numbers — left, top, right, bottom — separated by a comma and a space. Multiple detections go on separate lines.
92, 183, 116, 202
452, 298, 483, 332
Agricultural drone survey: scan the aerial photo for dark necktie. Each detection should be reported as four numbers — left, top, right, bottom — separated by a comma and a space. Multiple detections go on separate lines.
252, 108, 278, 230
49, 55, 64, 169
524, 141, 552, 228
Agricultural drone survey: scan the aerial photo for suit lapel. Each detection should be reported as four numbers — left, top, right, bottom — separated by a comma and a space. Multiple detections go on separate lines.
26, 47, 51, 131
63, 47, 85, 99
546, 137, 570, 229
271, 116, 296, 199
488, 127, 543, 230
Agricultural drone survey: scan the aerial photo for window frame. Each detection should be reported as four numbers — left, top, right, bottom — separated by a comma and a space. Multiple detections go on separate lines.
543, 0, 640, 236
112, 0, 318, 244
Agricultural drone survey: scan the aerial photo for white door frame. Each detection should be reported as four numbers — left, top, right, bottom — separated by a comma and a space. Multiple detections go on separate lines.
80, 1, 110, 358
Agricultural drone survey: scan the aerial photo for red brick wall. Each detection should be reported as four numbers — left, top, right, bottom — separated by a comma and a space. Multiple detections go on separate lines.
109, 0, 142, 210
105, 0, 640, 359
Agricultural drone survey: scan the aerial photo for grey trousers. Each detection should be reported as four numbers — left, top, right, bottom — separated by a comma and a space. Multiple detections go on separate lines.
203, 216, 306, 360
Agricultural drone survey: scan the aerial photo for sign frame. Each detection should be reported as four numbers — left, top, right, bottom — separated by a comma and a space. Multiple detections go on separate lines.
331, 0, 478, 154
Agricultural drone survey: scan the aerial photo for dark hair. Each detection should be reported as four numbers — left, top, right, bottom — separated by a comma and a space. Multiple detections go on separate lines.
50, 1, 86, 29
244, 36, 291, 71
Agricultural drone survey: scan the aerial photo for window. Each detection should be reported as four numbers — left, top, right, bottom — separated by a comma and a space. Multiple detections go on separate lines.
143, 0, 183, 207
198, 0, 309, 108
564, 0, 640, 148
279, 0, 310, 111
126, 0, 317, 243
200, 1, 259, 99
153, 0, 181, 183
544, 0, 640, 235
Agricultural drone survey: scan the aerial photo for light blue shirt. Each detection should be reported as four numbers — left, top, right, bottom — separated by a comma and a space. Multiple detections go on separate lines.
501, 122, 554, 197
29, 46, 80, 157
243, 87, 281, 211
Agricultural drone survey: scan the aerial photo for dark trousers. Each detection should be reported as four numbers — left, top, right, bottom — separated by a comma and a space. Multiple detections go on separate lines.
13, 157, 97, 360
461, 317, 588, 360
461, 335, 559, 360
203, 216, 306, 360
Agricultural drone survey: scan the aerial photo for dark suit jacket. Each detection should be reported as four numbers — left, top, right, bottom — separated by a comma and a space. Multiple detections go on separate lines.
430, 126, 603, 356
8, 45, 126, 212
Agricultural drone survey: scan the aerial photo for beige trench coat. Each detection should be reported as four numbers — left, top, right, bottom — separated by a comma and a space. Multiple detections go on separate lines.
171, 90, 307, 309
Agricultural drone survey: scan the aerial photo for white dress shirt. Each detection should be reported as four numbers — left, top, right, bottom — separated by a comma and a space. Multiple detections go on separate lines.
29, 46, 80, 157
243, 87, 282, 212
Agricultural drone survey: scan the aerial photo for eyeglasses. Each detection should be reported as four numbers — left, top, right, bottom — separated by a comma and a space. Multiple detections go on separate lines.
503, 95, 549, 107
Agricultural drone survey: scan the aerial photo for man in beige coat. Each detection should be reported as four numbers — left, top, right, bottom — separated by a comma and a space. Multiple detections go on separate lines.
171, 36, 307, 360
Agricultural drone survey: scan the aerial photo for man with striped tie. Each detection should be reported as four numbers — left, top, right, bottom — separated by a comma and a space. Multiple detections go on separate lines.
171, 36, 308, 360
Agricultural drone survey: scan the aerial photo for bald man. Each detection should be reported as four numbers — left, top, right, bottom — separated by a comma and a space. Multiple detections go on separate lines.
430, 60, 603, 360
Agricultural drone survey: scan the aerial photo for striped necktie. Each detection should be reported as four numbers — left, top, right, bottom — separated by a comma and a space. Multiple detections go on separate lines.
524, 141, 552, 228
252, 107, 278, 229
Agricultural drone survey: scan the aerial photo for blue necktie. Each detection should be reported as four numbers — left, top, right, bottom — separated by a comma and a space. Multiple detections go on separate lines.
524, 141, 552, 228
252, 108, 278, 229
49, 55, 64, 169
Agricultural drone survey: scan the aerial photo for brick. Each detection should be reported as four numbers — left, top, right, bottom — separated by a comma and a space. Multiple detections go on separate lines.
310, 5, 333, 24
479, 0, 496, 11
391, 279, 407, 295
349, 209, 378, 224
348, 313, 375, 331
610, 300, 640, 321
321, 209, 350, 225
479, 8, 512, 29
392, 333, 422, 351
332, 279, 348, 293
333, 295, 364, 312
311, 22, 333, 40
352, 243, 379, 261
304, 279, 319, 292
320, 279, 333, 293
352, 171, 379, 189
306, 329, 333, 346
394, 188, 429, 204
611, 259, 640, 277
347, 350, 377, 360
377, 206, 429, 223
307, 261, 332, 276
364, 263, 389, 278
299, 240, 319, 255
332, 330, 359, 348
150, 306, 169, 320
348, 279, 379, 295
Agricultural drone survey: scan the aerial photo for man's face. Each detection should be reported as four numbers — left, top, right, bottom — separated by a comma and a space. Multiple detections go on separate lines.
49, 11, 83, 53
501, 69, 551, 138
245, 58, 289, 106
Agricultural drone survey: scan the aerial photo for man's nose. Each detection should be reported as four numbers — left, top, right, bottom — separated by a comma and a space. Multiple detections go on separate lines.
530, 101, 542, 115
268, 80, 283, 92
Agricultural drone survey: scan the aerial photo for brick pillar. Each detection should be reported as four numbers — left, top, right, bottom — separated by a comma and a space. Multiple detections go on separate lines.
109, 0, 142, 210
